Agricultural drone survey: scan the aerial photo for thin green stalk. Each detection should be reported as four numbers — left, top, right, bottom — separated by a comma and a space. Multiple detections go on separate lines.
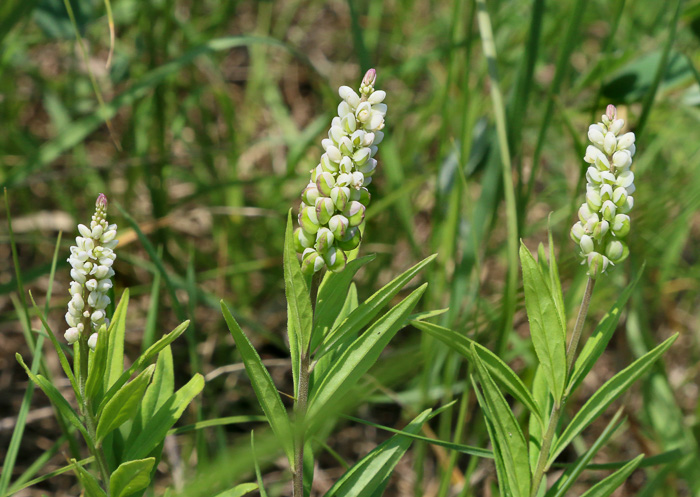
530, 277, 595, 496
475, 0, 519, 356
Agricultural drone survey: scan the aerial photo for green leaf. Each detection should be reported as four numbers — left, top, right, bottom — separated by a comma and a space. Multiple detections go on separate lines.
96, 365, 155, 444
123, 373, 204, 461
578, 454, 644, 497
109, 458, 156, 497
413, 320, 542, 424
86, 321, 111, 403
221, 301, 295, 469
71, 458, 107, 497
547, 219, 566, 330
324, 409, 432, 497
250, 431, 268, 497
104, 289, 130, 393
15, 354, 88, 440
307, 284, 427, 424
472, 347, 531, 497
139, 347, 175, 426
567, 266, 644, 395
98, 320, 189, 413
283, 210, 313, 394
212, 483, 259, 497
550, 333, 678, 465
317, 254, 436, 358
519, 242, 567, 403
311, 254, 376, 351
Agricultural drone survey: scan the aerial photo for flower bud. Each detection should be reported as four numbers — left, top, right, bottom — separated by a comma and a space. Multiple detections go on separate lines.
324, 247, 347, 273
316, 171, 336, 196
599, 184, 613, 202
616, 132, 635, 151
612, 150, 631, 170
351, 171, 365, 189
612, 187, 627, 208
588, 125, 605, 146
341, 114, 357, 134
570, 222, 585, 244
586, 252, 610, 279
339, 156, 353, 174
302, 183, 320, 205
338, 101, 352, 118
65, 327, 80, 344
315, 228, 335, 253
353, 147, 371, 165
326, 145, 342, 163
331, 186, 351, 211
579, 235, 594, 255
351, 187, 371, 207
337, 227, 362, 251
315, 197, 336, 225
356, 102, 372, 123
605, 240, 628, 264
586, 189, 602, 211
301, 249, 325, 275
578, 203, 595, 222
339, 136, 354, 156
328, 215, 349, 239
586, 167, 602, 185
620, 196, 634, 214
606, 105, 617, 120
299, 206, 320, 234
610, 119, 624, 135
592, 220, 609, 240
368, 90, 386, 105
611, 214, 630, 237
88, 333, 98, 351
321, 154, 339, 173
339, 86, 360, 108
335, 173, 352, 187
344, 201, 366, 227
294, 228, 315, 252
601, 200, 617, 221
362, 68, 377, 87
616, 170, 634, 188
603, 132, 617, 155
358, 158, 377, 176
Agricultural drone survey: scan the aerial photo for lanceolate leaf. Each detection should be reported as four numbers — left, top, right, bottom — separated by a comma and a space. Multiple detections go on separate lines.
520, 242, 567, 403
547, 221, 566, 329
311, 255, 375, 351
317, 254, 436, 358
324, 409, 432, 497
568, 266, 644, 395
578, 454, 644, 497
104, 289, 130, 393
413, 320, 542, 424
284, 210, 313, 391
86, 322, 111, 403
307, 284, 427, 424
109, 458, 156, 497
472, 347, 531, 497
221, 301, 295, 469
124, 373, 204, 461
550, 333, 678, 465
213, 483, 259, 497
96, 365, 155, 444
71, 458, 107, 497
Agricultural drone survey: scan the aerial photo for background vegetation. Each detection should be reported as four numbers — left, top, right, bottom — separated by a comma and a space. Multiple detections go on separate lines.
1, 0, 699, 495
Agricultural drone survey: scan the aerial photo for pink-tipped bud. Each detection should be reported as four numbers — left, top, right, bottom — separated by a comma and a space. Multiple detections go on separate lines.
362, 68, 377, 87
606, 105, 617, 120
96, 193, 108, 208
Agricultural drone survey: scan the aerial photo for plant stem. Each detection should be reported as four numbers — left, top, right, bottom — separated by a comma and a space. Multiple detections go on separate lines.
530, 276, 595, 496
77, 328, 111, 491
293, 272, 320, 497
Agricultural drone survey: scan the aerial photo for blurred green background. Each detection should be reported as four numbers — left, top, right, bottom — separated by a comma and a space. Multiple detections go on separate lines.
1, 0, 699, 495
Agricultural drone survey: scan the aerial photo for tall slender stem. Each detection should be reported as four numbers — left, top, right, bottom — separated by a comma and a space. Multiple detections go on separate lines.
293, 272, 320, 497
530, 277, 595, 496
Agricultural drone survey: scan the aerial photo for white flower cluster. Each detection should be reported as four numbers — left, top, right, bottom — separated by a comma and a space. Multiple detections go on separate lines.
571, 105, 635, 278
294, 68, 387, 274
65, 194, 118, 349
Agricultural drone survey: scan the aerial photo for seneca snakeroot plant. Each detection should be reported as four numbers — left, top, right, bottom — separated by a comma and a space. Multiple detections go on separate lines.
65, 193, 118, 349
571, 104, 635, 278
295, 68, 386, 274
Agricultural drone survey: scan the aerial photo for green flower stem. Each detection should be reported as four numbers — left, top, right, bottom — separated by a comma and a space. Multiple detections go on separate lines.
293, 273, 320, 497
77, 325, 111, 491
530, 277, 595, 496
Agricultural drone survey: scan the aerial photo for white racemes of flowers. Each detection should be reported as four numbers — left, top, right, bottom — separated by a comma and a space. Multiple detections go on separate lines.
571, 105, 635, 278
294, 68, 387, 275
64, 194, 118, 349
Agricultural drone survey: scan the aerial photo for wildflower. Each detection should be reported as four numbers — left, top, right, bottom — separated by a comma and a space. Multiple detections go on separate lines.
571, 105, 635, 278
65, 194, 118, 349
295, 69, 386, 274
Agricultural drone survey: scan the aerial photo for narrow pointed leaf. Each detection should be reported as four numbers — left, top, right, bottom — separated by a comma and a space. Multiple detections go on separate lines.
547, 221, 566, 329
472, 348, 531, 497
213, 483, 259, 497
413, 320, 541, 423
308, 285, 427, 424
579, 454, 644, 497
520, 242, 567, 403
324, 409, 432, 497
104, 289, 130, 393
284, 210, 313, 386
221, 301, 295, 468
550, 333, 678, 464
96, 365, 155, 443
317, 254, 436, 358
71, 458, 107, 497
124, 373, 204, 461
109, 457, 156, 497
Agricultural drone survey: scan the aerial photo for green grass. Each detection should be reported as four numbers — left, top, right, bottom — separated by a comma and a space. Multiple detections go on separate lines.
1, 0, 700, 495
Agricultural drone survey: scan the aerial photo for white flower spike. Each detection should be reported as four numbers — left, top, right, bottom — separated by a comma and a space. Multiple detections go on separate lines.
295, 69, 386, 274
65, 193, 118, 349
571, 105, 634, 278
